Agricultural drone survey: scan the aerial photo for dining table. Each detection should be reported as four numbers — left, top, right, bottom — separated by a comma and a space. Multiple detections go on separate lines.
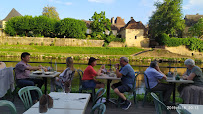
23, 92, 91, 114
166, 77, 194, 103
29, 71, 61, 94
96, 73, 121, 102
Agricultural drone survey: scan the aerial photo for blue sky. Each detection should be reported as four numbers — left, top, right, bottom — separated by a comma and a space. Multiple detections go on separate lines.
0, 0, 203, 25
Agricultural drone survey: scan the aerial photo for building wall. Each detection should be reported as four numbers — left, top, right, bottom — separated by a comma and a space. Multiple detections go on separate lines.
120, 29, 149, 47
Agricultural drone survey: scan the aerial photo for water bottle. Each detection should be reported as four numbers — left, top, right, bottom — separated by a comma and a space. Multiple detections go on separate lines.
173, 68, 177, 80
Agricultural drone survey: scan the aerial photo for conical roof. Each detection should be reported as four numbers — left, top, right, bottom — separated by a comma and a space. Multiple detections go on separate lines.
3, 8, 22, 21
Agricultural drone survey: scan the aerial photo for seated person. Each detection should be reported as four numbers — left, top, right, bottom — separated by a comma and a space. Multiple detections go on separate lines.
111, 57, 135, 110
145, 61, 173, 105
0, 62, 6, 70
51, 57, 75, 92
15, 52, 46, 102
178, 59, 203, 102
82, 57, 105, 89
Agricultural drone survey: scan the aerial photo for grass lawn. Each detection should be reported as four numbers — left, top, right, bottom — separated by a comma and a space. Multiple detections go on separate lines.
0, 45, 144, 55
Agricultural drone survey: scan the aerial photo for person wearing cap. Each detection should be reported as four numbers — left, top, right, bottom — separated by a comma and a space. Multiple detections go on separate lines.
15, 52, 47, 103
111, 57, 135, 110
82, 57, 105, 89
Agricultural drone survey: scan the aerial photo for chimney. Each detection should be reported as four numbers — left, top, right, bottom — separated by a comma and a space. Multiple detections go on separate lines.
111, 17, 115, 25
131, 17, 133, 20
122, 18, 125, 22
196, 13, 199, 15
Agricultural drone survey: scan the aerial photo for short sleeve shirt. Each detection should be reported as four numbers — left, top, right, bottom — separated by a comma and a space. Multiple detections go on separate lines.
15, 61, 31, 79
144, 67, 164, 89
186, 66, 203, 86
119, 64, 135, 89
82, 65, 97, 80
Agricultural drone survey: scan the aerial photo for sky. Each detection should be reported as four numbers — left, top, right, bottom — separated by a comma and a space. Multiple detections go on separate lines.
0, 0, 203, 25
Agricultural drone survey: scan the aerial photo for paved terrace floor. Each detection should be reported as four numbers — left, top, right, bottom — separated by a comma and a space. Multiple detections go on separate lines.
1, 97, 178, 114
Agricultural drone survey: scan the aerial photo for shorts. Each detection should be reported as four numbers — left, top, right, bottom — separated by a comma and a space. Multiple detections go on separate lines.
82, 80, 96, 88
112, 81, 131, 93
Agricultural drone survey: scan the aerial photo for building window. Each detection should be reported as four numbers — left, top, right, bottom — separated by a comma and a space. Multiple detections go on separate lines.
135, 36, 137, 39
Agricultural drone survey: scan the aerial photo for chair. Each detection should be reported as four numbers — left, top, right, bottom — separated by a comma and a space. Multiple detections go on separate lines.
151, 92, 170, 114
77, 69, 96, 100
92, 88, 106, 106
18, 86, 43, 110
91, 103, 106, 114
176, 108, 184, 114
0, 100, 17, 114
142, 72, 163, 106
117, 72, 140, 107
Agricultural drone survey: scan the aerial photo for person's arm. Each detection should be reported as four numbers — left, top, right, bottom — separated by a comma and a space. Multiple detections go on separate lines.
183, 73, 196, 80
155, 65, 167, 80
97, 65, 105, 76
115, 63, 122, 78
26, 65, 47, 71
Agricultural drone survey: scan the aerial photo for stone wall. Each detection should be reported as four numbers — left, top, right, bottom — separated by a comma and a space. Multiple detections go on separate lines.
165, 45, 203, 58
0, 36, 127, 47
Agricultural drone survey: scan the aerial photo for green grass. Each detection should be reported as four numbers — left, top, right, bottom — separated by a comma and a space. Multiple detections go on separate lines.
0, 45, 144, 55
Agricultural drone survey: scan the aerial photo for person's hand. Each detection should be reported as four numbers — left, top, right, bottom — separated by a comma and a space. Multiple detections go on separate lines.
43, 67, 48, 72
115, 63, 119, 69
101, 65, 105, 69
182, 76, 187, 80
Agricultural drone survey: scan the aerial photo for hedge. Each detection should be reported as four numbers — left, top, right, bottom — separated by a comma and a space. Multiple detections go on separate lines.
160, 33, 203, 52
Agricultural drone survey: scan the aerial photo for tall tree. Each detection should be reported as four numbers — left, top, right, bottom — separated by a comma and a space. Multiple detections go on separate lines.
90, 11, 111, 39
189, 18, 203, 38
148, 0, 185, 39
42, 6, 60, 20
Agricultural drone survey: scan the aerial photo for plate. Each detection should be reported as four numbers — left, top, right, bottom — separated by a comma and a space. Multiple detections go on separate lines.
33, 71, 43, 75
44, 72, 54, 75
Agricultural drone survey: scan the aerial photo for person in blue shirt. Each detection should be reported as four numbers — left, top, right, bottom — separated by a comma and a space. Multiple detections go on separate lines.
145, 61, 173, 105
111, 57, 135, 110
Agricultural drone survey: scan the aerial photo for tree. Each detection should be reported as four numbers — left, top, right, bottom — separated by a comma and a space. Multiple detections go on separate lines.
189, 18, 203, 38
57, 18, 87, 38
89, 11, 111, 39
5, 15, 33, 36
148, 0, 185, 40
42, 6, 60, 20
32, 16, 58, 37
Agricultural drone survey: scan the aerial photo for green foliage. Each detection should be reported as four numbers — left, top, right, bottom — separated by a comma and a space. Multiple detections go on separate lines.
165, 37, 203, 52
189, 18, 203, 37
42, 6, 60, 20
56, 18, 87, 38
156, 33, 170, 45
90, 11, 111, 39
149, 0, 185, 38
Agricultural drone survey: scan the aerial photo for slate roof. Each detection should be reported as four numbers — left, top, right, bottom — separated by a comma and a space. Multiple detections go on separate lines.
3, 8, 22, 21
184, 14, 203, 27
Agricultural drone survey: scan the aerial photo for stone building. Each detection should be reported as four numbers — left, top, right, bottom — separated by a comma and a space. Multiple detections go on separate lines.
183, 13, 203, 38
83, 16, 149, 47
0, 8, 22, 36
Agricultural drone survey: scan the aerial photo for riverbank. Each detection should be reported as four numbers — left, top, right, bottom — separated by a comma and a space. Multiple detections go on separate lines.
0, 44, 201, 62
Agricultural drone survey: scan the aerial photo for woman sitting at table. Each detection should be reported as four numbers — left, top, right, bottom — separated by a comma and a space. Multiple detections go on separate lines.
178, 59, 203, 104
82, 57, 105, 89
51, 57, 75, 92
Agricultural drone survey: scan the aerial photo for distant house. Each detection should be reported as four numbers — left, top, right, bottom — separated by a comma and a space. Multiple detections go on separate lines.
0, 8, 22, 36
183, 13, 203, 38
83, 16, 149, 47
119, 17, 149, 47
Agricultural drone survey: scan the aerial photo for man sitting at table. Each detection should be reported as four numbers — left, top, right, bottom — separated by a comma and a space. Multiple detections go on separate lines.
145, 61, 173, 106
15, 52, 46, 102
111, 57, 135, 110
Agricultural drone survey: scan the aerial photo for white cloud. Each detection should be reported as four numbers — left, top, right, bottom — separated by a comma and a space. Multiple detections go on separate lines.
183, 0, 203, 9
47, 0, 72, 6
88, 0, 115, 4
